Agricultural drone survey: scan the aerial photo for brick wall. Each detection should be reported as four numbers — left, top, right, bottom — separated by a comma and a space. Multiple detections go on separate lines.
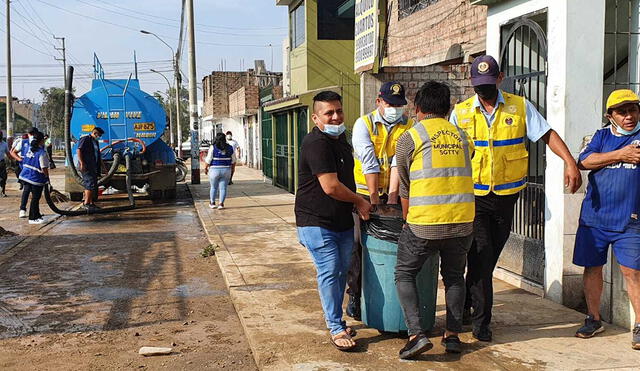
386, 0, 487, 66
228, 85, 260, 117
202, 71, 255, 118
365, 63, 474, 119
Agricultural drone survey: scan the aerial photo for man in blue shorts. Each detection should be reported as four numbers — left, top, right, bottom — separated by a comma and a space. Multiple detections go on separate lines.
575, 89, 640, 350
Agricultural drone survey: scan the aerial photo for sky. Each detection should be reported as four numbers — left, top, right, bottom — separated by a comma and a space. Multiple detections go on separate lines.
0, 0, 288, 103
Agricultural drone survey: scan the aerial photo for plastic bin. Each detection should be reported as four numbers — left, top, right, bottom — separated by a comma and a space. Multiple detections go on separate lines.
360, 205, 439, 333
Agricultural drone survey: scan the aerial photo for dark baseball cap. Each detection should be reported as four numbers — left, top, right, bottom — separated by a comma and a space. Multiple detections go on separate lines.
378, 81, 407, 105
471, 55, 501, 86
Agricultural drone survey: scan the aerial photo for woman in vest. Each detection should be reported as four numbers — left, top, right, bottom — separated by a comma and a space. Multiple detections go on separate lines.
204, 132, 236, 209
18, 131, 49, 224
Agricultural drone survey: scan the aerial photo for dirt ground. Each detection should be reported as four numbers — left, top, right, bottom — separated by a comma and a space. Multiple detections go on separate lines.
0, 171, 256, 370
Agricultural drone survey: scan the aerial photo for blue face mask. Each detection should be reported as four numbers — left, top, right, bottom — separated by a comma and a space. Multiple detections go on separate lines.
612, 120, 640, 135
322, 124, 346, 137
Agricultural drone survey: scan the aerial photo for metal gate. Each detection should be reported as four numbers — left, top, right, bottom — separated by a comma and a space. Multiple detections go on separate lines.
261, 108, 273, 179
297, 108, 308, 160
499, 17, 548, 241
275, 113, 291, 191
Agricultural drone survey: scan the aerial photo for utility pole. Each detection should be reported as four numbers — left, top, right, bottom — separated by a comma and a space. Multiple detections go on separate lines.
186, 0, 200, 184
54, 36, 66, 85
175, 61, 182, 159
5, 0, 14, 141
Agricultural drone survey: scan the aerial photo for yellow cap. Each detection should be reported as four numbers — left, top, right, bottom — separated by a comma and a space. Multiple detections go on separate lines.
606, 89, 640, 111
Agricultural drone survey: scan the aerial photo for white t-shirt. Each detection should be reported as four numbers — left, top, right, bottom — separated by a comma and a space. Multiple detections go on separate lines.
227, 139, 240, 153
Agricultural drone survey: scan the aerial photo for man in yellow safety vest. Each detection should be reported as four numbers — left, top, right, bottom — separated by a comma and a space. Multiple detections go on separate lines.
395, 81, 475, 358
450, 55, 582, 342
346, 81, 414, 320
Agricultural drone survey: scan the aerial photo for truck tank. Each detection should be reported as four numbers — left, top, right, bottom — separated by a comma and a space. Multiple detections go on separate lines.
65, 54, 176, 200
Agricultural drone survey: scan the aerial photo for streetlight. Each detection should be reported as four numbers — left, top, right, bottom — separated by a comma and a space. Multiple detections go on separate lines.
140, 29, 182, 158
150, 69, 174, 149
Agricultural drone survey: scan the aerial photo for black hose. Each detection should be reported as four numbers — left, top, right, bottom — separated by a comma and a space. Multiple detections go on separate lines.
63, 65, 119, 187
44, 154, 136, 216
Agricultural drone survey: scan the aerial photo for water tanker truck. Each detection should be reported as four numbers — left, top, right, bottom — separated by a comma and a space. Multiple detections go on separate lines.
64, 55, 177, 202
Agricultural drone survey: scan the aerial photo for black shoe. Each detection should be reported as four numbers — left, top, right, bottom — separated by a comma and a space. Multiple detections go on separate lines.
473, 327, 492, 342
633, 324, 640, 350
399, 333, 432, 359
462, 307, 472, 325
575, 315, 604, 339
228, 180, 233, 185
346, 295, 361, 321
441, 335, 463, 353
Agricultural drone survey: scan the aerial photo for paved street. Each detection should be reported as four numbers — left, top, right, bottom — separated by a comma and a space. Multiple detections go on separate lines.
0, 167, 256, 370
190, 166, 640, 371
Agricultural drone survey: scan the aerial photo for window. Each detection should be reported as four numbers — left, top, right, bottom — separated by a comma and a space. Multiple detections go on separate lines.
318, 0, 355, 40
290, 2, 305, 48
398, 0, 440, 20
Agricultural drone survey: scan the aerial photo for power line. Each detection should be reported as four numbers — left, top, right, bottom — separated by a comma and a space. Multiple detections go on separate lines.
34, 0, 275, 48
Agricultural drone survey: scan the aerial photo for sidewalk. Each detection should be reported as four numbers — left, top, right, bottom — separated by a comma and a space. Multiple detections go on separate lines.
189, 166, 640, 370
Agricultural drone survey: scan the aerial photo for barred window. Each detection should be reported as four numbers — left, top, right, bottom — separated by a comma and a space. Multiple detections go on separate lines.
398, 0, 441, 19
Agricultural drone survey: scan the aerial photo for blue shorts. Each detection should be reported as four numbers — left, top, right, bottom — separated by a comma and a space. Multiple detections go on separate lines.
81, 171, 98, 191
573, 225, 640, 270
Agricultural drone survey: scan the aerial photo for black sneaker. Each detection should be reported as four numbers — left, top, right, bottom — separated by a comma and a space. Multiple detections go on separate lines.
399, 333, 433, 359
472, 327, 492, 342
441, 335, 462, 353
632, 324, 640, 350
575, 315, 604, 338
346, 295, 361, 321
228, 180, 234, 185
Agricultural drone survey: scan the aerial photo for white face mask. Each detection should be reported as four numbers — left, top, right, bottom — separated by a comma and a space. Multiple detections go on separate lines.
226, 135, 232, 141
382, 107, 404, 123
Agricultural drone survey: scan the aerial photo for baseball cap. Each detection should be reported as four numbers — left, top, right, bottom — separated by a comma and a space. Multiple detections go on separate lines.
471, 55, 501, 86
606, 89, 640, 111
378, 81, 407, 105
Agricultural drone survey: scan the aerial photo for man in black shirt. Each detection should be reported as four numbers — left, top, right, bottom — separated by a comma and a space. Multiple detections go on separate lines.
295, 91, 371, 351
77, 127, 104, 210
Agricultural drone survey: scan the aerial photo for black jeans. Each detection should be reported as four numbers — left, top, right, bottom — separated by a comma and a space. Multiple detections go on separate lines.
0, 160, 6, 193
21, 183, 43, 220
465, 192, 519, 331
395, 226, 472, 336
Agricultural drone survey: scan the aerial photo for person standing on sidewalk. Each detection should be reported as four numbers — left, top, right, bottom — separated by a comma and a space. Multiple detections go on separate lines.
450, 55, 582, 342
0, 131, 9, 197
225, 131, 240, 185
18, 131, 49, 224
204, 132, 236, 210
11, 127, 40, 216
346, 81, 414, 321
76, 127, 104, 211
573, 89, 640, 349
295, 91, 371, 351
395, 81, 475, 358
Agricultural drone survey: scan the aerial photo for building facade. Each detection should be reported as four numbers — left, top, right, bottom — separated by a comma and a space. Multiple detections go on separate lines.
264, 0, 360, 193
201, 61, 282, 168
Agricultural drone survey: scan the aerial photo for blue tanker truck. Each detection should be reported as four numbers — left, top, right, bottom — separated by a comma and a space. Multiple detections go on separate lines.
63, 55, 177, 202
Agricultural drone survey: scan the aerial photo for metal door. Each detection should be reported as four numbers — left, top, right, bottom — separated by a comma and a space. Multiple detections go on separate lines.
297, 108, 308, 160
275, 113, 290, 190
261, 108, 273, 179
500, 17, 548, 242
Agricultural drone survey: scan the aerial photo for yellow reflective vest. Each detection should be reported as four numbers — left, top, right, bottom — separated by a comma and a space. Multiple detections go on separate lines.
353, 110, 414, 196
407, 118, 475, 225
453, 92, 528, 196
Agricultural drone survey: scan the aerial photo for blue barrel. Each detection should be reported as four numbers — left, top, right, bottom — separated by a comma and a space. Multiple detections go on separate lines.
360, 207, 439, 333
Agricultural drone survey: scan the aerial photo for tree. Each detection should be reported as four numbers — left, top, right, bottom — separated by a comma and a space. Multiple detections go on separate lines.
37, 87, 70, 138
153, 86, 189, 144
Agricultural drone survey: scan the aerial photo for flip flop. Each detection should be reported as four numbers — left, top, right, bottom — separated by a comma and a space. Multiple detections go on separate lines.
330, 332, 356, 351
346, 327, 357, 337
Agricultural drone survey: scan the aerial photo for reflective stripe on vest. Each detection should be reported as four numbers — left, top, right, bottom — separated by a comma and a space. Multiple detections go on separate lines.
406, 118, 475, 226
210, 145, 233, 167
454, 91, 528, 196
353, 110, 413, 196
19, 149, 47, 186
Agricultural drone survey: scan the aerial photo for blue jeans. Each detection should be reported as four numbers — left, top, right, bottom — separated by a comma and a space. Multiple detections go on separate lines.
297, 226, 354, 335
209, 168, 231, 204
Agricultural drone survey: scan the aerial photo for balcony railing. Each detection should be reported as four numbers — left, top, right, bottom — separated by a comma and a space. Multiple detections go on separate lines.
398, 0, 441, 19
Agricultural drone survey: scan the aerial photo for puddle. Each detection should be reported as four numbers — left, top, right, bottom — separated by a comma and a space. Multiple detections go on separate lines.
173, 278, 227, 298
